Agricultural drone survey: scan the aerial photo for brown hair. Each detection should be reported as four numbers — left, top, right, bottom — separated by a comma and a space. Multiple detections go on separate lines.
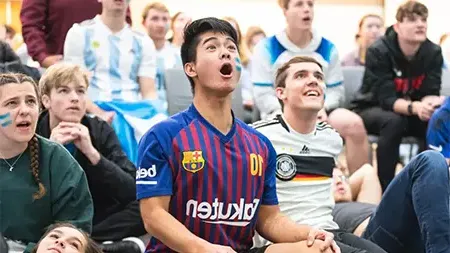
142, 2, 169, 22
278, 0, 290, 9
31, 223, 103, 253
222, 16, 250, 66
355, 14, 383, 40
244, 26, 266, 50
396, 1, 428, 22
440, 33, 450, 45
275, 56, 323, 108
39, 63, 89, 97
0, 73, 45, 199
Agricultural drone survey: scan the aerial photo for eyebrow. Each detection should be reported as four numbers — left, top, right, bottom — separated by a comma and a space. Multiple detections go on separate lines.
294, 70, 324, 77
202, 36, 236, 46
51, 229, 84, 246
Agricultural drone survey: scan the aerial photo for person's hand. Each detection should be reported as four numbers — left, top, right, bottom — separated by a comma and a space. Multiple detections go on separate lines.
49, 123, 78, 145
307, 228, 340, 253
97, 110, 115, 124
41, 54, 63, 68
58, 122, 101, 164
317, 108, 328, 122
195, 242, 236, 253
414, 101, 434, 121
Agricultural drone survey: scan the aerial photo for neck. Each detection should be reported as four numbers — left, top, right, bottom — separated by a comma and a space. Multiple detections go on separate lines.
153, 39, 166, 50
283, 107, 317, 134
286, 26, 312, 48
101, 11, 126, 33
359, 42, 367, 63
193, 90, 233, 135
398, 38, 421, 59
172, 35, 183, 47
48, 113, 60, 132
0, 140, 28, 159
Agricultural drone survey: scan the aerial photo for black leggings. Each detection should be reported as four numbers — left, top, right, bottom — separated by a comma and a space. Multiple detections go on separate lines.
358, 107, 427, 190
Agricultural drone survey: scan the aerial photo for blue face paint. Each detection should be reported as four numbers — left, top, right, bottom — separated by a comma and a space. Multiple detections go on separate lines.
235, 57, 242, 72
0, 112, 11, 127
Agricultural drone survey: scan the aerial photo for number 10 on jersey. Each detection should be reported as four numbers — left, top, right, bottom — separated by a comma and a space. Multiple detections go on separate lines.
250, 153, 263, 177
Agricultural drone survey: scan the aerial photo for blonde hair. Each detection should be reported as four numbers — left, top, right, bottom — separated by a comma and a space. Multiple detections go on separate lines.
245, 26, 266, 51
39, 63, 89, 97
0, 73, 44, 199
142, 2, 169, 22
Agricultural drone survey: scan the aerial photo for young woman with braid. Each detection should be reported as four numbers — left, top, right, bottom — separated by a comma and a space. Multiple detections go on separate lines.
0, 73, 93, 253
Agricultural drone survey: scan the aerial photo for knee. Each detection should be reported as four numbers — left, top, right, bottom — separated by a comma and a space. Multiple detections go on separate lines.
329, 109, 367, 139
411, 150, 448, 174
291, 241, 331, 253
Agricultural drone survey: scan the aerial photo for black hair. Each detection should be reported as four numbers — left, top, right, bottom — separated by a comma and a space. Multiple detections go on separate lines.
181, 17, 239, 93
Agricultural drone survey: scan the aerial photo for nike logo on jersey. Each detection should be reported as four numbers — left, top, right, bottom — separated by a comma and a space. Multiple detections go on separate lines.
429, 144, 443, 152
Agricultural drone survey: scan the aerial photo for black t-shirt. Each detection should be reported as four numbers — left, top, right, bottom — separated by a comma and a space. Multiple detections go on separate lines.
332, 202, 377, 233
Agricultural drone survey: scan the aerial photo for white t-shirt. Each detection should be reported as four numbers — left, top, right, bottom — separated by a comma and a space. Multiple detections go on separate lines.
252, 115, 343, 247
64, 15, 157, 102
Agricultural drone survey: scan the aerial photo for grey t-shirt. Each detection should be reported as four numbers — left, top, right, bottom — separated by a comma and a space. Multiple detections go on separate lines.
332, 202, 377, 233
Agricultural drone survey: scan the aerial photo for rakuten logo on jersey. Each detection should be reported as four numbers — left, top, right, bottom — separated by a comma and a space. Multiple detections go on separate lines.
186, 198, 260, 227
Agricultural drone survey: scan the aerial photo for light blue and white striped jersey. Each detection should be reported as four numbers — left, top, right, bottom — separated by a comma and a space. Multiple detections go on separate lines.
64, 15, 157, 102
251, 30, 344, 119
154, 41, 182, 108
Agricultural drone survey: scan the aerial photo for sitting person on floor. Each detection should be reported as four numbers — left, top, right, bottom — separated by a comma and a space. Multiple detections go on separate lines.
36, 63, 146, 253
331, 153, 450, 253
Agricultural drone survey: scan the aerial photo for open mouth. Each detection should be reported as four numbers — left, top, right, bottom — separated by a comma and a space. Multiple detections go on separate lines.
303, 17, 312, 22
16, 121, 31, 128
219, 63, 233, 77
303, 90, 320, 97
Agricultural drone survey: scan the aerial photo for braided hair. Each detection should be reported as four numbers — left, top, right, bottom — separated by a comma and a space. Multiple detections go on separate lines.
0, 73, 45, 199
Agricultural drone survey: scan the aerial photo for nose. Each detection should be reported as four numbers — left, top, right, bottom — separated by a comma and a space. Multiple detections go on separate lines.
18, 101, 31, 116
69, 90, 79, 102
55, 239, 66, 249
220, 48, 231, 60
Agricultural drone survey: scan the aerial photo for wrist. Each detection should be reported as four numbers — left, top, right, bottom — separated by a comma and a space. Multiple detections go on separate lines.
84, 146, 101, 165
411, 101, 420, 115
189, 238, 210, 253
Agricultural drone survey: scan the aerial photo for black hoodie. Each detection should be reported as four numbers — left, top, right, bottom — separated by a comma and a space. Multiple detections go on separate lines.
351, 26, 442, 112
37, 111, 137, 225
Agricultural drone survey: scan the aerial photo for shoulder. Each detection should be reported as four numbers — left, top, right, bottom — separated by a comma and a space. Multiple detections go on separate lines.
316, 121, 340, 136
139, 111, 190, 150
83, 114, 114, 136
250, 116, 282, 132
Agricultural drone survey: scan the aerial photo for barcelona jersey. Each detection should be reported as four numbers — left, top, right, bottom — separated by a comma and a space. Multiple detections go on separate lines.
136, 104, 278, 252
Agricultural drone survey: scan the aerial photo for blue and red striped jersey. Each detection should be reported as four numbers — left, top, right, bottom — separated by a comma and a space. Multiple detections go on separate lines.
136, 104, 278, 252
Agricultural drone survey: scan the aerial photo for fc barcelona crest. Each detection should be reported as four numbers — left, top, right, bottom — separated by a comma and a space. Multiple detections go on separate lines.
182, 151, 205, 173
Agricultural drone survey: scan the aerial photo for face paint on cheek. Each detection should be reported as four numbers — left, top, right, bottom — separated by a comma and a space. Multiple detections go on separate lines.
235, 57, 242, 72
0, 112, 12, 127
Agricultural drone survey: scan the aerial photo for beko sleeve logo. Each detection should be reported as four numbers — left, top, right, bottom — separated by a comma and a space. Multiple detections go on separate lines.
136, 165, 157, 185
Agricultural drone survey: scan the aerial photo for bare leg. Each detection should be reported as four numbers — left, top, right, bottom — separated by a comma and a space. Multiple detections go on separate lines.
348, 164, 382, 205
328, 109, 369, 174
266, 240, 333, 253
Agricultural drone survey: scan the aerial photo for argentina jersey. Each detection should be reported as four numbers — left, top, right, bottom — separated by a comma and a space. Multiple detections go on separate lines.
136, 104, 278, 252
252, 115, 343, 247
251, 30, 344, 119
64, 15, 157, 102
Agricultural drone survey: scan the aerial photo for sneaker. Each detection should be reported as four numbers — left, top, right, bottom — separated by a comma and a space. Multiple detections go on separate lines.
100, 238, 144, 253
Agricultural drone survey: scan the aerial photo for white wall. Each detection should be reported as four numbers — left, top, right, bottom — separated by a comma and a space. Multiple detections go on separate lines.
130, 0, 382, 57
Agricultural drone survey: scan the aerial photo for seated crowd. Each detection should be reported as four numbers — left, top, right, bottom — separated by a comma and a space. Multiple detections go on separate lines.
1, 0, 450, 253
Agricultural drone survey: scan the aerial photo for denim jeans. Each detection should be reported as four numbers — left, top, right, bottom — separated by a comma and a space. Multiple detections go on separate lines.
363, 150, 450, 253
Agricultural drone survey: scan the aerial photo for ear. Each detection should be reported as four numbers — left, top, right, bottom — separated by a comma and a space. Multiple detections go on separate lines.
275, 87, 286, 101
41, 94, 51, 110
184, 62, 197, 79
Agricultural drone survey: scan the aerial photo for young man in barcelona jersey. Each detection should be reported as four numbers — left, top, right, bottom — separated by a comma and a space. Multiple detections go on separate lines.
136, 17, 340, 253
